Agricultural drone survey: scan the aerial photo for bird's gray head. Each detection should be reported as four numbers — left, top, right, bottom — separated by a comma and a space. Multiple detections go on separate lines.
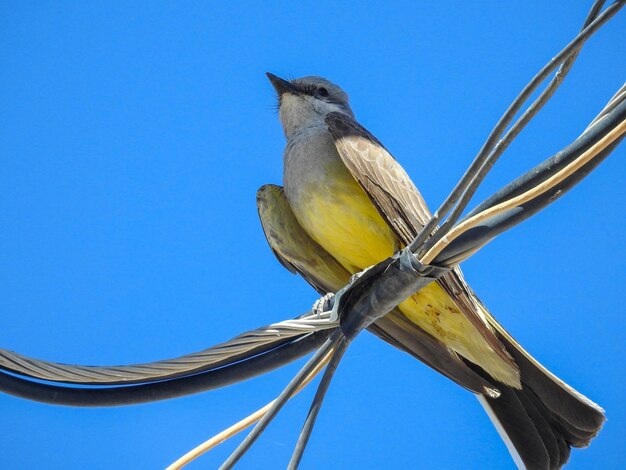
267, 73, 354, 138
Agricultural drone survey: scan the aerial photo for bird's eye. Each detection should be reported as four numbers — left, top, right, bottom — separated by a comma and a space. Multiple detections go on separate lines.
318, 87, 329, 98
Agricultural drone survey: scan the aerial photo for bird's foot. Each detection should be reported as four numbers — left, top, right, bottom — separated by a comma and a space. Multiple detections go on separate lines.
312, 292, 335, 318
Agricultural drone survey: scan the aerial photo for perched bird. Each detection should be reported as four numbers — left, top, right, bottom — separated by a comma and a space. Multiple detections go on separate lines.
257, 73, 605, 469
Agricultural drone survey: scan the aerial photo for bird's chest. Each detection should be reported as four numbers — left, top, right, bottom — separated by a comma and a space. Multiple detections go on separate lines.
283, 129, 398, 273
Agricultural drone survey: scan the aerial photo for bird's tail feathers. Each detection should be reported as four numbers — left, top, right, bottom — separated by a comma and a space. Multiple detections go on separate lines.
477, 306, 605, 469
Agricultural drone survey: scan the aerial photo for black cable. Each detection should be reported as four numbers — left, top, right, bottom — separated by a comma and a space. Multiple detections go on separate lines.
0, 334, 298, 386
219, 330, 343, 470
417, 0, 623, 258
288, 336, 349, 469
435, 97, 626, 266
410, 0, 622, 256
0, 330, 330, 407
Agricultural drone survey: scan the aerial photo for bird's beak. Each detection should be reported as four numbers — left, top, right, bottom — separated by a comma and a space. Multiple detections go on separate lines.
266, 72, 299, 96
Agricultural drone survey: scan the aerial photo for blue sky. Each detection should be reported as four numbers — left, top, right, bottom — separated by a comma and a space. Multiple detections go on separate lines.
1, 2, 624, 469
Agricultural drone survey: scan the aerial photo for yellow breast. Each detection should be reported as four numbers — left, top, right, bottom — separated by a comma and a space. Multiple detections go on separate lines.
296, 174, 398, 273
290, 163, 518, 386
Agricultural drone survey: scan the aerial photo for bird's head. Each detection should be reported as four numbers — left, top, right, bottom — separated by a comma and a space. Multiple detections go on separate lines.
267, 73, 354, 137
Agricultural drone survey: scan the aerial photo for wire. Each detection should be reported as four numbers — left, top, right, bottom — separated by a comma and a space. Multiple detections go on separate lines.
0, 312, 336, 385
423, 108, 626, 265
288, 336, 349, 469
0, 329, 331, 406
433, 88, 626, 266
219, 331, 342, 469
166, 348, 334, 470
409, 0, 623, 256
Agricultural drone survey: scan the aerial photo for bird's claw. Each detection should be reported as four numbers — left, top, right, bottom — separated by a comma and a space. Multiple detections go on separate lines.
312, 292, 335, 318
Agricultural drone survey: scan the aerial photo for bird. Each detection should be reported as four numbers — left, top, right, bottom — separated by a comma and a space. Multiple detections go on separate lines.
256, 73, 605, 469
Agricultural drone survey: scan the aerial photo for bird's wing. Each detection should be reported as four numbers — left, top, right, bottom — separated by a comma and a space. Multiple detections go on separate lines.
257, 183, 498, 395
325, 112, 517, 370
257, 184, 350, 294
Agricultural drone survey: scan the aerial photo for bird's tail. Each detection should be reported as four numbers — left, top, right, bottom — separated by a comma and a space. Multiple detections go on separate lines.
478, 314, 605, 470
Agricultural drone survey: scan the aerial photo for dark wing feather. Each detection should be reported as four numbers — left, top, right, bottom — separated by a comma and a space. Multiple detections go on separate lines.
256, 183, 498, 396
257, 184, 349, 294
325, 112, 517, 371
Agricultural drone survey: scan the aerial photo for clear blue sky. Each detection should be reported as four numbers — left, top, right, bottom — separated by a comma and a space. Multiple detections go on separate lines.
1, 2, 624, 469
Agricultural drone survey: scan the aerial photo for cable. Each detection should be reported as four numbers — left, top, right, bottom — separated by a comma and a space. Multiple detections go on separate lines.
409, 0, 623, 256
0, 330, 330, 407
0, 312, 336, 385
